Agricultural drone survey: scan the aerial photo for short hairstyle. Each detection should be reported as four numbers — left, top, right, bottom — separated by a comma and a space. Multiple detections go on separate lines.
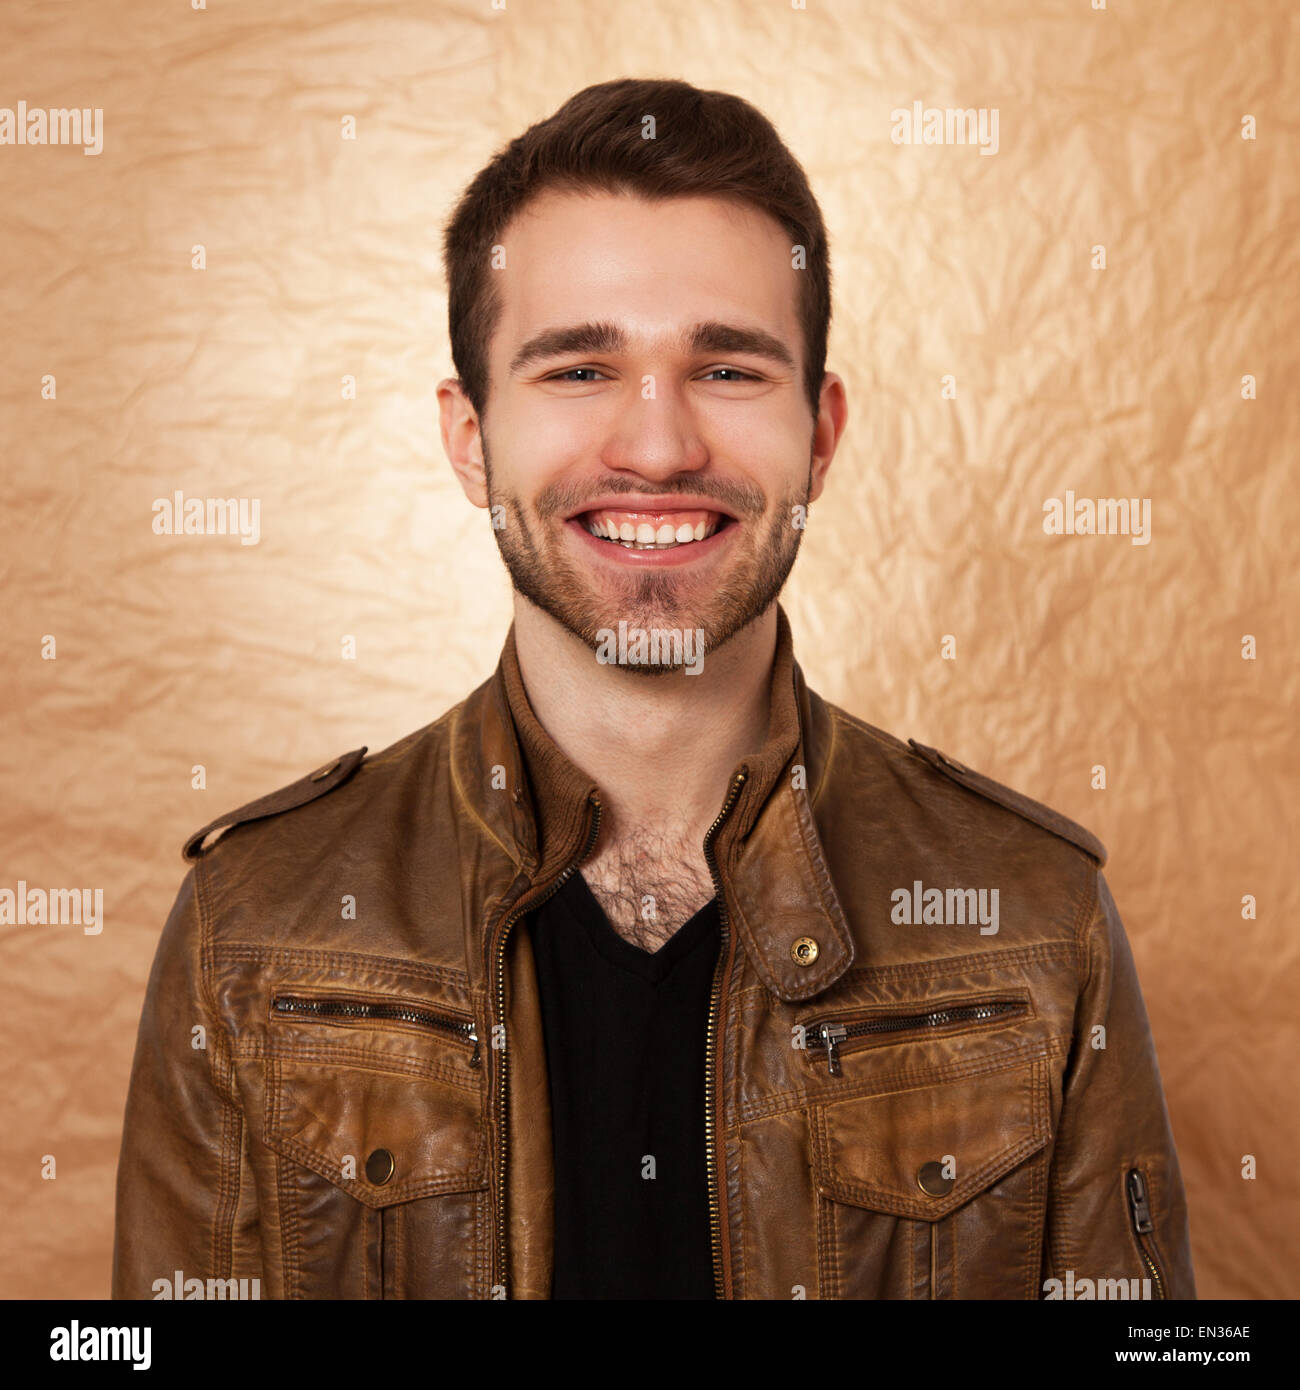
442, 77, 832, 423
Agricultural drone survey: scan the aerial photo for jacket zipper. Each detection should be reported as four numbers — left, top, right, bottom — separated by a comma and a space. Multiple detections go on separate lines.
489, 792, 603, 1298
701, 766, 749, 1301
271, 993, 480, 1067
1126, 1167, 1167, 1299
805, 999, 1028, 1076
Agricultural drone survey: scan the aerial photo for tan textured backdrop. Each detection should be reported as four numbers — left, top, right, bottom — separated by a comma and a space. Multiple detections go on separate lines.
1, 0, 1296, 1299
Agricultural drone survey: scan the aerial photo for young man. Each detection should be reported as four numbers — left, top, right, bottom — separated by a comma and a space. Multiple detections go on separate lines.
113, 78, 1195, 1300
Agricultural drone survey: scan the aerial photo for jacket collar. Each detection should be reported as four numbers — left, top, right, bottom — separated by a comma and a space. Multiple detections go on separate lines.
454, 603, 854, 1001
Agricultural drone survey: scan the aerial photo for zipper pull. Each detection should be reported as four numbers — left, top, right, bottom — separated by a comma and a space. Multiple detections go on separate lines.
818, 1023, 848, 1076
1127, 1168, 1154, 1234
468, 1029, 481, 1069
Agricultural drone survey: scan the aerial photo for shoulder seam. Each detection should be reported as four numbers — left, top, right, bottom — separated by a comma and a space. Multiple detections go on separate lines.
906, 737, 1108, 867
182, 747, 369, 861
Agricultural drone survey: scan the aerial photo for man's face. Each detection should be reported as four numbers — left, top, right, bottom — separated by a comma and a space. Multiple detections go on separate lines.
461, 189, 832, 669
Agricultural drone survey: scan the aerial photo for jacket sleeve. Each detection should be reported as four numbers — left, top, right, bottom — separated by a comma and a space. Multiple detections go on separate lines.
1043, 866, 1196, 1299
112, 866, 253, 1298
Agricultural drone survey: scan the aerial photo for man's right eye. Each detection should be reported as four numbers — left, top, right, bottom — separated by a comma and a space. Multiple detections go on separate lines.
544, 367, 608, 382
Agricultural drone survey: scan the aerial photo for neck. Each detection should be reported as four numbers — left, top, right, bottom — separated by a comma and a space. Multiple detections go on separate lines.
512, 599, 776, 841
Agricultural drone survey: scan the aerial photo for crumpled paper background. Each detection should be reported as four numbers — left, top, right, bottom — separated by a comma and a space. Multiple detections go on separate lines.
1, 0, 1295, 1299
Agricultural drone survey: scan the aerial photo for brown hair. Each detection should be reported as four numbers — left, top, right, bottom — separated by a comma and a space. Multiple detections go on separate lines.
442, 77, 832, 423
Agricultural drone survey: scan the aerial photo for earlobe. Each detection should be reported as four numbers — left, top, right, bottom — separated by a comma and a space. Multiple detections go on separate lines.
808, 371, 848, 504
437, 378, 490, 509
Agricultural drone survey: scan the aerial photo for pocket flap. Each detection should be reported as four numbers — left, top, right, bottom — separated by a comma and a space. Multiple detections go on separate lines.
811, 1059, 1050, 1221
263, 1059, 488, 1209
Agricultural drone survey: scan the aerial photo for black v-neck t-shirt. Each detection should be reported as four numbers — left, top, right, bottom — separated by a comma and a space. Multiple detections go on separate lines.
528, 871, 720, 1300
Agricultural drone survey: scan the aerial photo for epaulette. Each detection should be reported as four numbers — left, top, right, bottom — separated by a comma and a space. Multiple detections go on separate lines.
182, 747, 368, 861
907, 738, 1107, 866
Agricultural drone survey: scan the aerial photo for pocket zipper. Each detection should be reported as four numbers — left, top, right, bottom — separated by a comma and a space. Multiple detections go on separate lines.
1125, 1167, 1167, 1299
804, 999, 1028, 1076
272, 993, 480, 1067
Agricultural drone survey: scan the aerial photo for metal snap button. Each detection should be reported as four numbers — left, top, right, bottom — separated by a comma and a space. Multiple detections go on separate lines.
365, 1148, 395, 1186
917, 1160, 954, 1197
791, 936, 820, 967
310, 760, 341, 782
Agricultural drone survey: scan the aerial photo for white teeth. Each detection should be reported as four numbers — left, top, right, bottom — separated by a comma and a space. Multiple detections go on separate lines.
584, 513, 726, 548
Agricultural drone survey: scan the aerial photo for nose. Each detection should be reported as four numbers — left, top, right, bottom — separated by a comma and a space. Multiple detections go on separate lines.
598, 384, 710, 483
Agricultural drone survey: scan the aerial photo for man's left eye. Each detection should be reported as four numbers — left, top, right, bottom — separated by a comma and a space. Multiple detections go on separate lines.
701, 367, 760, 382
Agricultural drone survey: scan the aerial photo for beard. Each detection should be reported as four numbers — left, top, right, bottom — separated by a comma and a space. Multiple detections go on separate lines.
482, 443, 812, 675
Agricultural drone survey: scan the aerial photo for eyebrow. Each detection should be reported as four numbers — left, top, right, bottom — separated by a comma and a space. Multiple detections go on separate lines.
508, 319, 797, 376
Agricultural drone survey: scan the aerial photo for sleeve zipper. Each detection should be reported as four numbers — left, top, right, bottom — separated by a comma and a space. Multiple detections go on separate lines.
1126, 1167, 1167, 1299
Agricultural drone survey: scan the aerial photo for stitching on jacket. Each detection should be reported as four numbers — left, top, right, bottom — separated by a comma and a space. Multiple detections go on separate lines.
211, 1046, 241, 1279
736, 1132, 746, 1300
473, 1188, 488, 1298
212, 941, 471, 989
812, 1057, 1050, 1220
837, 939, 1079, 986
951, 1210, 959, 1298
387, 1203, 400, 1299
728, 792, 818, 1001
906, 1204, 914, 1300
1024, 1144, 1048, 1299
468, 1188, 479, 1298
269, 1127, 487, 1204
230, 1037, 483, 1093
809, 1109, 837, 1300
267, 1064, 301, 1298
195, 859, 246, 1282
1048, 870, 1106, 1274
823, 1125, 1048, 1222
743, 1032, 1070, 1125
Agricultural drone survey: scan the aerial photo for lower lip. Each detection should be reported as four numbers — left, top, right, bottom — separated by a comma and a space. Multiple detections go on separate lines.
566, 517, 737, 567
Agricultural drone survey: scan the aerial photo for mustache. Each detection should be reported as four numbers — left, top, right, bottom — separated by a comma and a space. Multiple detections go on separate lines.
532, 475, 768, 521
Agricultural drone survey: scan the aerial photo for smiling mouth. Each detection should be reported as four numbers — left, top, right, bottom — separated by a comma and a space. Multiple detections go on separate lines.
578, 508, 732, 550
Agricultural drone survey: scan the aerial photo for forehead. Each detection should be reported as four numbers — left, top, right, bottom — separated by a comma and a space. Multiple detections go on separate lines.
492, 188, 801, 353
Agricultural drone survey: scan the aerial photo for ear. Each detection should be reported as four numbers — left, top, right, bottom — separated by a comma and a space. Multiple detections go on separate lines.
437, 377, 489, 508
808, 371, 848, 505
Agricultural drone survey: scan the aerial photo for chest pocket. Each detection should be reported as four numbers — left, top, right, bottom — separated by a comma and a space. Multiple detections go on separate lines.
254, 989, 490, 1300
810, 1057, 1053, 1299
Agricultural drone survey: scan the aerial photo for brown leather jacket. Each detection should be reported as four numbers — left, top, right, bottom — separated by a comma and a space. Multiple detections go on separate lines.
112, 607, 1195, 1300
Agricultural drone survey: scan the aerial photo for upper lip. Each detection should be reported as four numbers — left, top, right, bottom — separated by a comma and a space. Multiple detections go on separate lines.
564, 494, 739, 521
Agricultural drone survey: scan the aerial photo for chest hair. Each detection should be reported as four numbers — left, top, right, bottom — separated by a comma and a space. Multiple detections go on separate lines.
581, 826, 717, 952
